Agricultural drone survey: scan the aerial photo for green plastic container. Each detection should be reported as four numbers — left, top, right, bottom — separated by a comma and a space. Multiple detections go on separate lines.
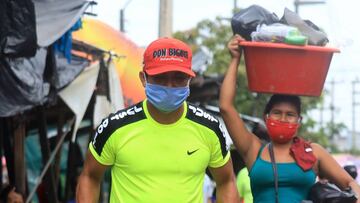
285, 35, 308, 46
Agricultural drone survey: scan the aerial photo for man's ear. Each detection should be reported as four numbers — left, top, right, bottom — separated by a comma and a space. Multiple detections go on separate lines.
139, 71, 146, 87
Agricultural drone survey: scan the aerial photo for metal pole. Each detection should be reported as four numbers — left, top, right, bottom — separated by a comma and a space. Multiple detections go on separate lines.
351, 79, 360, 150
159, 0, 173, 37
120, 9, 124, 32
330, 79, 335, 139
319, 102, 323, 128
294, 0, 299, 13
352, 80, 356, 150
119, 0, 133, 32
294, 0, 326, 14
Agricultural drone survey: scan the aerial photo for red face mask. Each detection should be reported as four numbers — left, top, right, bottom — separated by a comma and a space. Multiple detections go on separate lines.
266, 117, 300, 144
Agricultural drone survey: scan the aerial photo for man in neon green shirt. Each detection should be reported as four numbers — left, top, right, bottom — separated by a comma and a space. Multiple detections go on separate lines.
76, 38, 239, 203
237, 167, 253, 203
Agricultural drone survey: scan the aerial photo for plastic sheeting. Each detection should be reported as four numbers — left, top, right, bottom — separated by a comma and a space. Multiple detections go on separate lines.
0, 0, 91, 117
280, 8, 329, 46
34, 0, 90, 47
0, 0, 37, 57
59, 62, 100, 142
0, 0, 89, 56
108, 60, 125, 113
0, 49, 88, 117
0, 48, 49, 117
231, 5, 279, 41
53, 53, 89, 90
93, 61, 125, 128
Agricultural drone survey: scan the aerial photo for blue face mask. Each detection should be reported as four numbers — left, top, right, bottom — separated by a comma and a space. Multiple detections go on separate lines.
145, 82, 190, 113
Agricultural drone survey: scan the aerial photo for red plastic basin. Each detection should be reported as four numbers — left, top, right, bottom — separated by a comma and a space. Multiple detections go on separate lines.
240, 41, 340, 97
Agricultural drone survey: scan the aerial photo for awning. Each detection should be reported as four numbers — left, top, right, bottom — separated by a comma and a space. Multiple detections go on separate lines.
35, 0, 91, 47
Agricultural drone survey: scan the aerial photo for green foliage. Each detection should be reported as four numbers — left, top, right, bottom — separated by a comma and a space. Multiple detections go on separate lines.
173, 16, 348, 150
298, 119, 329, 147
348, 148, 360, 156
173, 17, 233, 74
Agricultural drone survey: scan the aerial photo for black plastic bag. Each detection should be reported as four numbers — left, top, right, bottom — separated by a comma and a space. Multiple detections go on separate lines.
0, 0, 6, 51
231, 5, 279, 41
280, 8, 328, 46
0, 0, 37, 58
308, 182, 357, 203
0, 48, 49, 117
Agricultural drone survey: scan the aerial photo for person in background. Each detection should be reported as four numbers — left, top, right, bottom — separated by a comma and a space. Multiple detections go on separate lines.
219, 34, 360, 203
203, 174, 215, 203
236, 167, 253, 203
0, 185, 24, 203
76, 37, 239, 203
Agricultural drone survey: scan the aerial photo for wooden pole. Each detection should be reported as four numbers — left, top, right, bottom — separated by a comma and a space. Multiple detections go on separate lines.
13, 115, 26, 197
54, 113, 64, 186
3, 118, 15, 186
38, 107, 58, 203
0, 118, 3, 190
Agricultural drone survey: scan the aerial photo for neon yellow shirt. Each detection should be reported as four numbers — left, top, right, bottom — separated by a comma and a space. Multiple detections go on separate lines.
237, 167, 253, 203
89, 100, 230, 203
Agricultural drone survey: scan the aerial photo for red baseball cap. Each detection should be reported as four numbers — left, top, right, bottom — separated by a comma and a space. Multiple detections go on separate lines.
143, 37, 195, 77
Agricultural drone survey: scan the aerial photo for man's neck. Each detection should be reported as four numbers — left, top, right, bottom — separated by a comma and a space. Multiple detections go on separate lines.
146, 100, 185, 124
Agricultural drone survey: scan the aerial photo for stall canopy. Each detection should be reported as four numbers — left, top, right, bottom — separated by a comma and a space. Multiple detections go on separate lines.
73, 19, 146, 107
35, 0, 91, 47
0, 0, 37, 57
0, 0, 91, 57
0, 0, 91, 117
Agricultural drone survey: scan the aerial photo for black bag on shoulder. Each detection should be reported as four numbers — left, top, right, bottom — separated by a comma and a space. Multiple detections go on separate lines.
308, 181, 358, 203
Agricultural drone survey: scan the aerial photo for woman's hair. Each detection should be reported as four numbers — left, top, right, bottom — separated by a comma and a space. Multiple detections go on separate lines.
263, 94, 301, 115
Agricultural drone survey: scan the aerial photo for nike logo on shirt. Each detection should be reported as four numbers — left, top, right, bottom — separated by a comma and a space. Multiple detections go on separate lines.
187, 149, 199, 155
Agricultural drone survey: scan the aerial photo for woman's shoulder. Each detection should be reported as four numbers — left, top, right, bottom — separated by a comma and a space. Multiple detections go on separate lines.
309, 142, 328, 159
309, 142, 326, 151
310, 142, 322, 149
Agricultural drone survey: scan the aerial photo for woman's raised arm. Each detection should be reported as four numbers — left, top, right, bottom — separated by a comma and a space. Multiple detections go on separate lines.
219, 35, 261, 167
